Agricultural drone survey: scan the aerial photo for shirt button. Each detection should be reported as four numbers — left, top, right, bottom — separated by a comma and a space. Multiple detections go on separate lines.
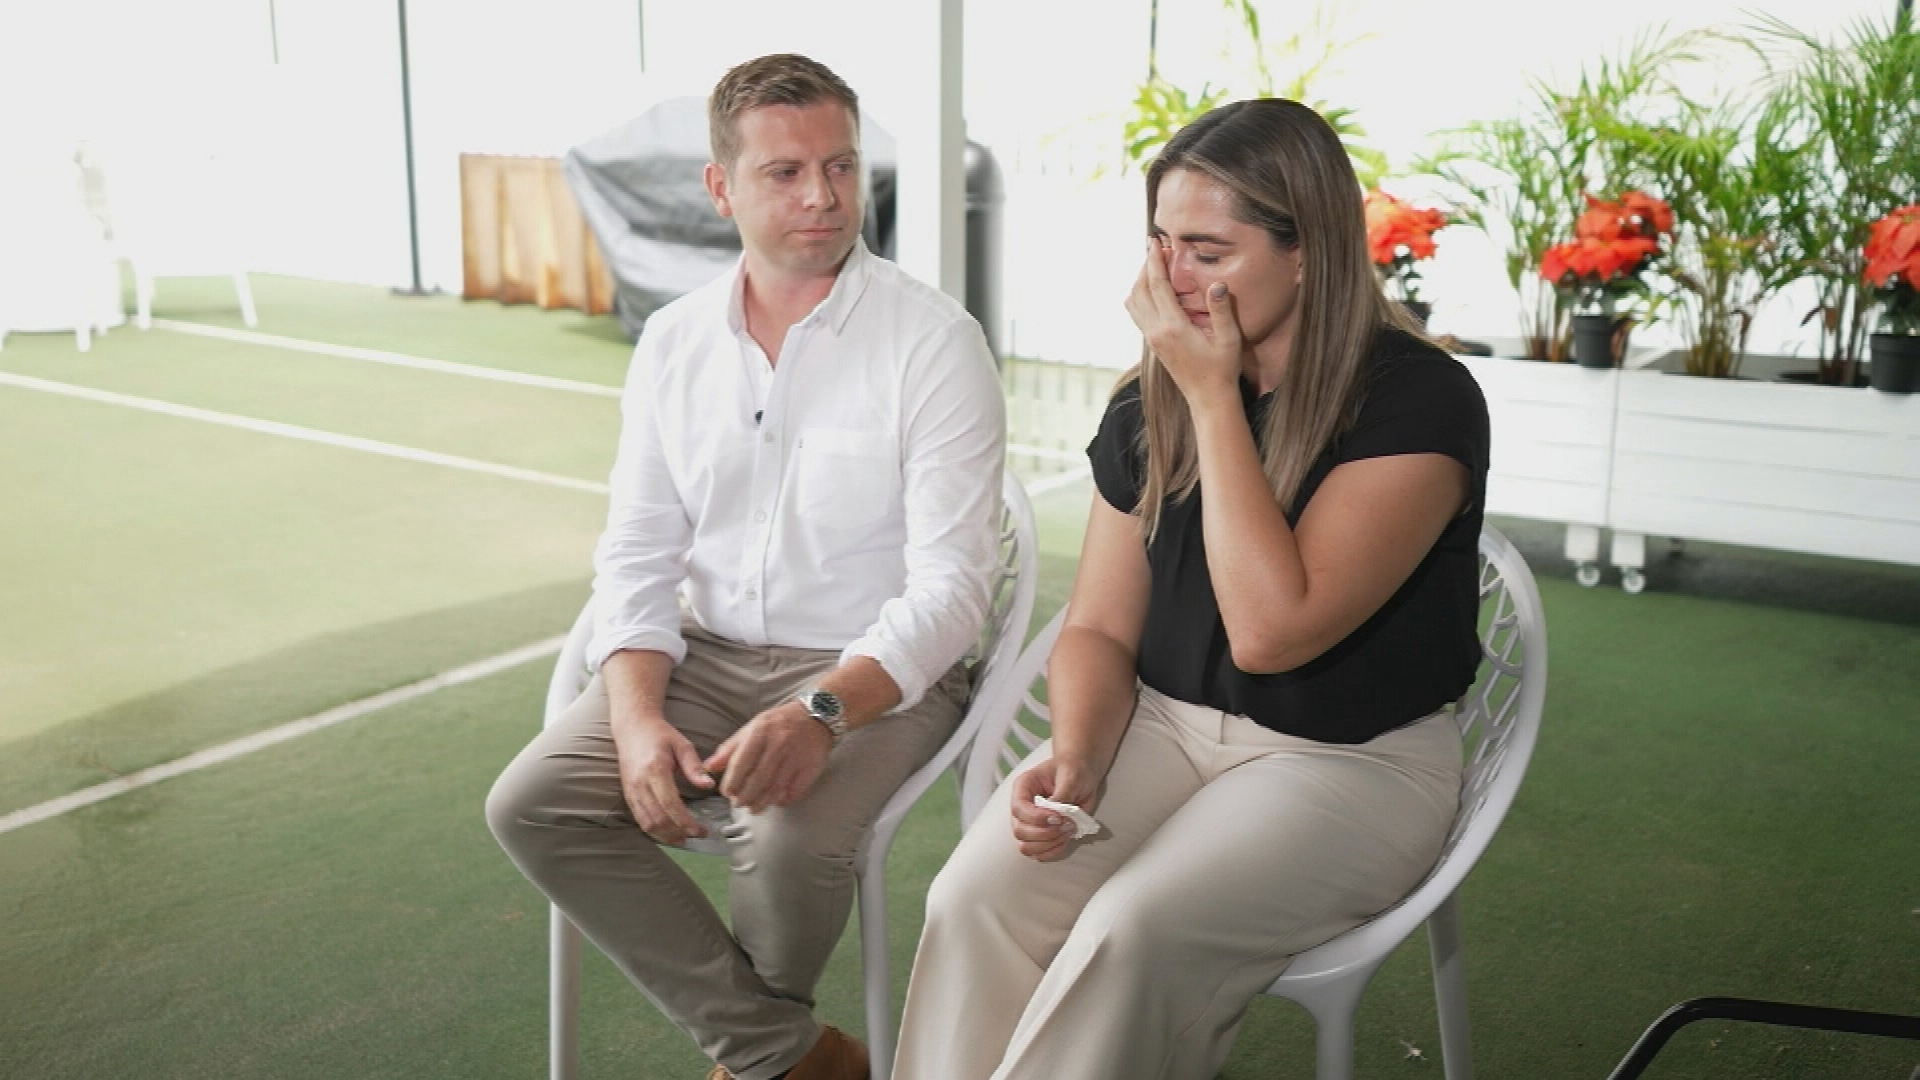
744, 588, 758, 601
754, 510, 768, 524
763, 433, 774, 444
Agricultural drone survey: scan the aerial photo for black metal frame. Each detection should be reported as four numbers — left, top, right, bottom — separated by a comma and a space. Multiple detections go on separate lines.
1607, 997, 1920, 1080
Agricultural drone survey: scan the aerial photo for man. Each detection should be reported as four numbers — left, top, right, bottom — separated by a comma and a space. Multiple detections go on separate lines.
487, 54, 1005, 1080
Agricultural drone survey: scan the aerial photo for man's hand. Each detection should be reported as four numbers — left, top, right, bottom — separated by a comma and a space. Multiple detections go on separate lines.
1008, 755, 1105, 863
612, 718, 716, 846
704, 702, 834, 814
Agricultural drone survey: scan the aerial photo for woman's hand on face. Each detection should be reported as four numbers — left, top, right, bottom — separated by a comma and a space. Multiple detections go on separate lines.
1008, 755, 1104, 863
1124, 237, 1244, 407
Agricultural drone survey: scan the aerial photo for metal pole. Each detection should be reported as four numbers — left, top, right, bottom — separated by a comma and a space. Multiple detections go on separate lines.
395, 0, 431, 295
637, 0, 646, 72
267, 0, 280, 63
1147, 0, 1159, 80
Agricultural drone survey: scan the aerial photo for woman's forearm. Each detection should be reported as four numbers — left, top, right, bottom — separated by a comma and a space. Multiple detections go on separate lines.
1044, 624, 1140, 780
1189, 394, 1309, 670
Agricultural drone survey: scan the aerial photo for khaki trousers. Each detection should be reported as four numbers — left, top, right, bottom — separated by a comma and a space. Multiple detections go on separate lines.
893, 684, 1462, 1080
487, 620, 965, 1080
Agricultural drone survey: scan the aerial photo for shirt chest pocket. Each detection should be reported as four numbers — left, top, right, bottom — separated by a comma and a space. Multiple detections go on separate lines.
792, 428, 900, 530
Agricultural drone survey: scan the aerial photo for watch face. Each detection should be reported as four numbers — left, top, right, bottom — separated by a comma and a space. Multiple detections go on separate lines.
805, 690, 843, 721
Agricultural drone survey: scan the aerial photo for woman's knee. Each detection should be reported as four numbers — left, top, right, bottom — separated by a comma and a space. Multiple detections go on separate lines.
924, 839, 1019, 933
1071, 880, 1193, 970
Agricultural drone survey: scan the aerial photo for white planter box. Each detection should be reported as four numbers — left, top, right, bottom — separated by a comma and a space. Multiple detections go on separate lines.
1609, 370, 1920, 573
1461, 356, 1619, 582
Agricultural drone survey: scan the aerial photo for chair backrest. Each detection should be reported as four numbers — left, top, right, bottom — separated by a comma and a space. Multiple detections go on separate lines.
864, 472, 1037, 843
959, 524, 1550, 927
544, 470, 1039, 737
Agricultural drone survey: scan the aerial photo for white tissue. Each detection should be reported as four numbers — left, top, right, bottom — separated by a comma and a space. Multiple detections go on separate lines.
1033, 795, 1103, 839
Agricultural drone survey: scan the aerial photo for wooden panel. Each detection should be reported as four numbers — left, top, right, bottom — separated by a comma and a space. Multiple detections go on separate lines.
1467, 357, 1617, 529
1609, 491, 1920, 566
1618, 369, 1920, 436
1612, 453, 1920, 525
1614, 411, 1920, 478
458, 153, 615, 316
1485, 474, 1609, 525
1463, 356, 1617, 410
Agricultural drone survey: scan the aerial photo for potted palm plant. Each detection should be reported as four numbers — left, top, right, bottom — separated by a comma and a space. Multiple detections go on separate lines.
1423, 34, 1692, 361
1540, 191, 1672, 367
1749, 8, 1920, 386
1604, 93, 1810, 379
1864, 204, 1920, 393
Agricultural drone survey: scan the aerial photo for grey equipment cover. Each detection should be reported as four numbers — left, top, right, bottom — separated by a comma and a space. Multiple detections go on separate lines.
563, 96, 897, 340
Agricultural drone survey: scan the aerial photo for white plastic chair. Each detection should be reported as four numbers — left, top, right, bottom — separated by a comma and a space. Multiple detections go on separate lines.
960, 524, 1547, 1080
542, 471, 1038, 1080
94, 143, 258, 330
0, 145, 121, 352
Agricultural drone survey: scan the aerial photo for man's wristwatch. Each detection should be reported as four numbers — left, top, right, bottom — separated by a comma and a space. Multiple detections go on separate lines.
796, 688, 849, 745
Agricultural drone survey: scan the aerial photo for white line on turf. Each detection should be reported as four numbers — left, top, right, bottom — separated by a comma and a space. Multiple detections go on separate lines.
0, 637, 566, 837
0, 372, 610, 495
155, 318, 1074, 466
153, 319, 624, 398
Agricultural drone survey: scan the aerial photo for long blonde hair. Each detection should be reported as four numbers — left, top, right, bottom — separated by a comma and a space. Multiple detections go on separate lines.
1132, 99, 1423, 539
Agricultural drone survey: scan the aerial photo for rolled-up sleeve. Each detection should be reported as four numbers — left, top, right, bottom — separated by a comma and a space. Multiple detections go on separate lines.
587, 328, 693, 672
842, 318, 1006, 709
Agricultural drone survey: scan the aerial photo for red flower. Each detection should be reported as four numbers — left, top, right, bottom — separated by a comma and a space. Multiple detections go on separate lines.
1864, 204, 1920, 289
1620, 190, 1675, 238
1576, 197, 1626, 242
1364, 189, 1449, 267
1574, 190, 1672, 245
1543, 191, 1668, 293
1540, 235, 1658, 287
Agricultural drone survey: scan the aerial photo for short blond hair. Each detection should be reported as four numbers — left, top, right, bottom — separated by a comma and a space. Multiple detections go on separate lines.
708, 54, 859, 167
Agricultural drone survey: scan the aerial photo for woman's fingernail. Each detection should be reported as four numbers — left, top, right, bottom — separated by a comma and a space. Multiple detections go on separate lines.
1047, 816, 1062, 826
1210, 283, 1228, 299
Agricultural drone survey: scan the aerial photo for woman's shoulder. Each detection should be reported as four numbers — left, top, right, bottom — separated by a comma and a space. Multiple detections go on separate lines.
1097, 374, 1146, 435
1334, 326, 1490, 469
1362, 327, 1488, 415
1087, 374, 1147, 507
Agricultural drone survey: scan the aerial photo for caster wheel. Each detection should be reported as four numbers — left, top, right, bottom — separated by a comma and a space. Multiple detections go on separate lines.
1575, 562, 1602, 588
1621, 569, 1646, 594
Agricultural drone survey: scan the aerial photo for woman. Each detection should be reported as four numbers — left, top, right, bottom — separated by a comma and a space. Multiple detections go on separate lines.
892, 98, 1490, 1080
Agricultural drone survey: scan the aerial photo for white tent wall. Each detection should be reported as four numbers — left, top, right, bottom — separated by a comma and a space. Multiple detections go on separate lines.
1, 0, 1897, 362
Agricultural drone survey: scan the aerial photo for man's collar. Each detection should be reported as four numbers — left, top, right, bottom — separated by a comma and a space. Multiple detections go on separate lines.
724, 237, 873, 338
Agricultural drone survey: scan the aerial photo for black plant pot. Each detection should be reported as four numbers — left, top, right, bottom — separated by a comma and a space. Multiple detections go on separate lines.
1571, 314, 1628, 369
1402, 301, 1431, 327
1868, 333, 1920, 394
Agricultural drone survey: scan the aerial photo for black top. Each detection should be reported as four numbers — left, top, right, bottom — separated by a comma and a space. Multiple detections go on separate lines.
1086, 327, 1491, 744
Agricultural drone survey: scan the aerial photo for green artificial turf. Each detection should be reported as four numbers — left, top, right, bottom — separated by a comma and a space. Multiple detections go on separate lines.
1, 278, 1915, 1080
135, 273, 637, 385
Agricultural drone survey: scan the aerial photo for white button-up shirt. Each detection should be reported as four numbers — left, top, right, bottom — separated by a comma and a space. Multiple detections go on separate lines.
588, 241, 1006, 709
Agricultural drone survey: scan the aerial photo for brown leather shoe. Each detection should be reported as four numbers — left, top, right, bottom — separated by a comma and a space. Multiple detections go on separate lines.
785, 1025, 869, 1080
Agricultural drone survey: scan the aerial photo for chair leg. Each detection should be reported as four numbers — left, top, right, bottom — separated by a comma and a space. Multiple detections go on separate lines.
136, 266, 153, 330
1427, 895, 1474, 1080
858, 865, 896, 1080
1309, 995, 1359, 1080
550, 905, 580, 1080
234, 271, 257, 327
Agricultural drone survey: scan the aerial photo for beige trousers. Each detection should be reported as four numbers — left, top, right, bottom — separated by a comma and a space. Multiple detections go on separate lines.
487, 620, 966, 1080
893, 684, 1462, 1080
